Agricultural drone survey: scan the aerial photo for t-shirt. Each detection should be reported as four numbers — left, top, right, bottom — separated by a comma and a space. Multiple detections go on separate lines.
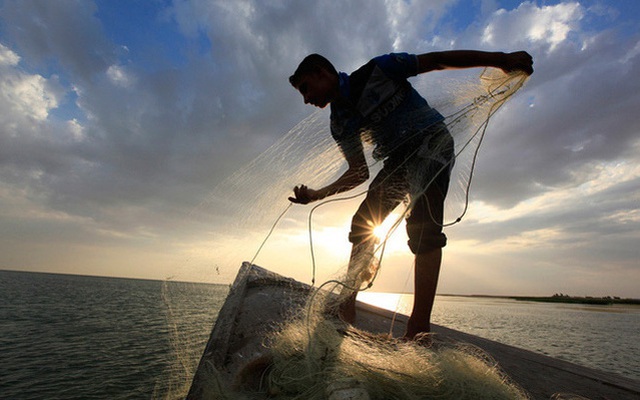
330, 53, 444, 161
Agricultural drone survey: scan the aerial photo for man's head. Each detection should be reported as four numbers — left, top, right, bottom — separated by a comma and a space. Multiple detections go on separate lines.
290, 54, 339, 108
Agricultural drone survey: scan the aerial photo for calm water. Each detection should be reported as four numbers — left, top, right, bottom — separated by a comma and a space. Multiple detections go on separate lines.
0, 270, 228, 400
359, 292, 640, 381
432, 295, 640, 380
1, 271, 638, 400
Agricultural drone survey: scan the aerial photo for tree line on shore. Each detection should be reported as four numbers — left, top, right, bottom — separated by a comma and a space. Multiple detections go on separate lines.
512, 293, 640, 305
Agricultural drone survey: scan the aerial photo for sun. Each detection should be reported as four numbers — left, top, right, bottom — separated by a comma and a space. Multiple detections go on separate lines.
373, 225, 387, 241
372, 213, 404, 242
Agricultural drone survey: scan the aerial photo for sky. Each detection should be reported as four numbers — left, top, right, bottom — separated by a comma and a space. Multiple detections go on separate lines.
0, 0, 638, 298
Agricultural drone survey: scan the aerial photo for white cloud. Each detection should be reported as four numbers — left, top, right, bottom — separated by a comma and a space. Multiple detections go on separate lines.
1, 74, 59, 121
0, 42, 20, 66
106, 64, 135, 88
482, 2, 584, 51
67, 118, 86, 141
0, 50, 62, 123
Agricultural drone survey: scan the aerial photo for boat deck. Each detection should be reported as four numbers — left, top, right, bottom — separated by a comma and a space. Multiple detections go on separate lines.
187, 263, 640, 399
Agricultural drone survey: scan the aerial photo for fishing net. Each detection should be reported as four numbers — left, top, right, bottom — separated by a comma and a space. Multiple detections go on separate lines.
200, 285, 530, 400
322, 68, 529, 314
191, 68, 534, 399
263, 302, 528, 400
202, 69, 528, 287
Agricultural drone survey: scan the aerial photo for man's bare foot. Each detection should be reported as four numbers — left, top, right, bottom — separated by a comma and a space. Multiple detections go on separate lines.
403, 318, 430, 340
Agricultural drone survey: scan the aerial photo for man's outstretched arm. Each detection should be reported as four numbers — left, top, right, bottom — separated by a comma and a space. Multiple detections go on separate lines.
417, 50, 533, 75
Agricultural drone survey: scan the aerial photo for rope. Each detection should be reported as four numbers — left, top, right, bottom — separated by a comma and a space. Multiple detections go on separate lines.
249, 202, 293, 266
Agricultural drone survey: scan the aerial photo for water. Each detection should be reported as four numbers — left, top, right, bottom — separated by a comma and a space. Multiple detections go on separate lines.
1, 271, 638, 400
359, 292, 640, 381
432, 295, 640, 380
0, 270, 228, 400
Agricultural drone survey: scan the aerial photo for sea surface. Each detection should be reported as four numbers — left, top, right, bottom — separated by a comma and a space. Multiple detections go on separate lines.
1, 270, 638, 400
359, 291, 640, 382
0, 270, 228, 400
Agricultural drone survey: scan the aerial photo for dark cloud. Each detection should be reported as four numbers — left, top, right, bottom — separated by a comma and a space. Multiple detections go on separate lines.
1, 0, 116, 81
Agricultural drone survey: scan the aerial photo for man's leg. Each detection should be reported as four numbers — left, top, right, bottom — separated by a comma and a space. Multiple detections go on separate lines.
405, 248, 441, 338
404, 124, 453, 337
338, 238, 377, 323
339, 167, 406, 323
404, 168, 449, 339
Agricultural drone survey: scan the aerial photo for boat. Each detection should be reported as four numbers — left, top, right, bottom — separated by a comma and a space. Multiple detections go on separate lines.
187, 262, 640, 399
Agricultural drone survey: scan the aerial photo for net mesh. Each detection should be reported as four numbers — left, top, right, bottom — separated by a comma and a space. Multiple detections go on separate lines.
190, 69, 535, 399
199, 69, 528, 286
202, 288, 530, 400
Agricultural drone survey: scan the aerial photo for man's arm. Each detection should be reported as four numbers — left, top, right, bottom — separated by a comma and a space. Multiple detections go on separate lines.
416, 50, 533, 75
289, 147, 369, 204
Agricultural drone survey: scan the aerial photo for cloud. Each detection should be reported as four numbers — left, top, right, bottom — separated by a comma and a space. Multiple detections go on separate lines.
481, 2, 584, 51
0, 0, 637, 293
450, 2, 640, 210
0, 45, 70, 185
0, 43, 63, 122
0, 0, 464, 234
1, 0, 116, 81
0, 42, 20, 65
106, 64, 135, 87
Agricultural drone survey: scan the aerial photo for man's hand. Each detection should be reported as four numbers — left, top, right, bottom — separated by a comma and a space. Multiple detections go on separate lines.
288, 184, 319, 204
501, 51, 534, 75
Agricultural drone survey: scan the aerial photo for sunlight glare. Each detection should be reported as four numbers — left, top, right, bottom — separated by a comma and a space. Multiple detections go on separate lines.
357, 291, 413, 315
373, 212, 403, 241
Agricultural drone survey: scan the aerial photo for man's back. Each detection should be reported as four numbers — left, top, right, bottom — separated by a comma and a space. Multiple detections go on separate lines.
330, 52, 445, 160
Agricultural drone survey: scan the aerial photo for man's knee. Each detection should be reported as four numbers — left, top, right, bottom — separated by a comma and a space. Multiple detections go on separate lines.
406, 227, 447, 254
348, 220, 374, 245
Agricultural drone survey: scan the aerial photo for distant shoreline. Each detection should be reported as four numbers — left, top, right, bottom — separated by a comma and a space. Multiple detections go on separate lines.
3, 270, 639, 305
439, 293, 640, 305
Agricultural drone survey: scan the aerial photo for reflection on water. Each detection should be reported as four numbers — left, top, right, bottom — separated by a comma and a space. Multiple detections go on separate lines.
357, 292, 640, 381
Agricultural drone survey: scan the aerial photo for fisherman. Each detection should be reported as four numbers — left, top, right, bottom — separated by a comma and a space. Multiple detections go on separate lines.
288, 50, 533, 339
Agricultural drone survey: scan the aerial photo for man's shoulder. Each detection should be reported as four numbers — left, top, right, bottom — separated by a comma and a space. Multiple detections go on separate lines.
372, 53, 418, 77
348, 58, 377, 84
349, 53, 416, 72
347, 53, 418, 90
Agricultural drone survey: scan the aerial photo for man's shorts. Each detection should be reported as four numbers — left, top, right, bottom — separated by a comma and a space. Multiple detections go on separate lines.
348, 123, 453, 254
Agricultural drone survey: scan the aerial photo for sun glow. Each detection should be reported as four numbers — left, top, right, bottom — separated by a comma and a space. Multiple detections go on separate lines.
357, 291, 413, 315
373, 212, 404, 241
371, 213, 410, 255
